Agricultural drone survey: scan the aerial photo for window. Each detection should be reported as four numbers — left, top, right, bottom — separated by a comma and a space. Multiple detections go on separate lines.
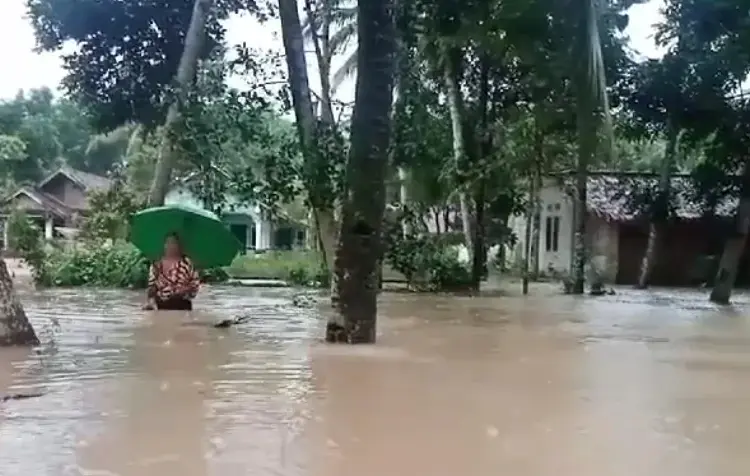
545, 216, 560, 252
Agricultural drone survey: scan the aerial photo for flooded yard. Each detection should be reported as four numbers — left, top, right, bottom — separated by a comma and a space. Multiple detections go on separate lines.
3, 285, 750, 475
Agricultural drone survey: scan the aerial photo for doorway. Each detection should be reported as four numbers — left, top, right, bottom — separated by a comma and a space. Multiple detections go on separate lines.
229, 224, 248, 254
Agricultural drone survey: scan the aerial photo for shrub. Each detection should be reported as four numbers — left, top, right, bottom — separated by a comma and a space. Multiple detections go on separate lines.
6, 209, 47, 282
79, 180, 142, 241
226, 250, 328, 287
383, 229, 472, 292
40, 241, 150, 288
31, 241, 228, 288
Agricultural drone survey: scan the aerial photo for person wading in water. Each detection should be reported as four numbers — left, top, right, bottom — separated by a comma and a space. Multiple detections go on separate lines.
143, 233, 200, 311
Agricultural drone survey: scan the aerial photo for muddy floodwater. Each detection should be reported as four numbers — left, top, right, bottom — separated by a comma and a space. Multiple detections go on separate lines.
3, 286, 750, 475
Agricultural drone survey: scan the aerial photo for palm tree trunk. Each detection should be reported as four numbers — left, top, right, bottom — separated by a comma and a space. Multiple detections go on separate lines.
572, 94, 593, 294
0, 259, 39, 346
278, 0, 336, 278
570, 0, 612, 293
529, 135, 543, 278
147, 0, 214, 206
303, 0, 336, 125
522, 177, 533, 295
710, 159, 750, 304
326, 0, 396, 344
636, 124, 678, 289
442, 49, 473, 252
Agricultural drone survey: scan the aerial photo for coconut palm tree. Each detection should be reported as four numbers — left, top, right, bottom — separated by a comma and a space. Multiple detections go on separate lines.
568, 0, 615, 293
301, 0, 357, 97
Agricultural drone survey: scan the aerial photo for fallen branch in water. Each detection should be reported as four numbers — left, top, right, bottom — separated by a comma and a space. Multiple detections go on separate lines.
213, 314, 252, 328
1, 392, 44, 402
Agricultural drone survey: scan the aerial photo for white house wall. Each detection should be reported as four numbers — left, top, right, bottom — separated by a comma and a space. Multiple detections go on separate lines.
165, 186, 273, 250
508, 179, 619, 281
537, 180, 574, 275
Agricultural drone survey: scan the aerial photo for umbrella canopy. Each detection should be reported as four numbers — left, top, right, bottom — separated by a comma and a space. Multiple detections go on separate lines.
129, 204, 241, 268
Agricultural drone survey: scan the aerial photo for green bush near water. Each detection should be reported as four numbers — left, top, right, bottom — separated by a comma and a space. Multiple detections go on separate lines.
40, 242, 150, 288
21, 240, 228, 288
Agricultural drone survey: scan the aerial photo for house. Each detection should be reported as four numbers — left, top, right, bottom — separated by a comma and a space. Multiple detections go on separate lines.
508, 172, 740, 286
1, 167, 112, 249
165, 172, 308, 253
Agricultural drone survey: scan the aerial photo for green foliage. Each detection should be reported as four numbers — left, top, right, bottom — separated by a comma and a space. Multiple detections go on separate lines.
30, 241, 229, 288
26, 0, 269, 130
173, 57, 305, 214
226, 251, 329, 287
0, 88, 127, 185
382, 219, 472, 291
5, 209, 46, 282
79, 179, 142, 241
40, 242, 150, 288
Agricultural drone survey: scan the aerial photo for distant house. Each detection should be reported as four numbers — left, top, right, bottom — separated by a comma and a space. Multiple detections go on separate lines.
508, 172, 740, 286
165, 172, 308, 253
1, 167, 112, 249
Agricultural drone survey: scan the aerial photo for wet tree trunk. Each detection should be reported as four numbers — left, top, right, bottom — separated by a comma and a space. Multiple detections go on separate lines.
326, 0, 396, 344
0, 259, 39, 346
636, 124, 678, 289
278, 0, 337, 279
147, 0, 214, 206
710, 160, 750, 304
443, 49, 474, 252
470, 54, 490, 290
471, 182, 486, 288
572, 94, 594, 294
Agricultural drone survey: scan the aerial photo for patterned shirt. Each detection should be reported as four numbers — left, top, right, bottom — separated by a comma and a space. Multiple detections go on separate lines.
147, 258, 200, 301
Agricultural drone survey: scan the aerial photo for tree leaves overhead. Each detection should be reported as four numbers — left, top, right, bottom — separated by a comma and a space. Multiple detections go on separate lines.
0, 88, 100, 189
26, 0, 267, 130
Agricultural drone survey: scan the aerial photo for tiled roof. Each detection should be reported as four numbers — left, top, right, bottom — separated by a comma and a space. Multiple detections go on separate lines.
39, 166, 112, 192
2, 167, 112, 219
62, 167, 112, 191
558, 173, 738, 222
6, 187, 74, 218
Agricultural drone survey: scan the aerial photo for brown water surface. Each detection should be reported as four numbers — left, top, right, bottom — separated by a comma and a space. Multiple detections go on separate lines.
3, 286, 750, 475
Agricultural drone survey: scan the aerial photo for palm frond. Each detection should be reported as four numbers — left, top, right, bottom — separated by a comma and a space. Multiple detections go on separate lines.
584, 0, 613, 153
329, 20, 357, 56
301, 2, 356, 41
331, 50, 358, 92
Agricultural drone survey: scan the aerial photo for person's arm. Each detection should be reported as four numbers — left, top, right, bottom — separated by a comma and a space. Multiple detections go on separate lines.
182, 258, 201, 299
144, 263, 158, 309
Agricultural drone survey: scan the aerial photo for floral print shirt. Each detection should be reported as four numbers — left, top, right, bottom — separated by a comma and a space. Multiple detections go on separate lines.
147, 258, 200, 301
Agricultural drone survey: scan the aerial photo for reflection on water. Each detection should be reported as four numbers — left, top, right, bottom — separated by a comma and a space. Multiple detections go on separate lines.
3, 286, 750, 475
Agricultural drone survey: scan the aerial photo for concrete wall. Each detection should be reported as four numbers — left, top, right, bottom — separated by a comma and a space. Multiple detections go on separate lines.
586, 215, 619, 282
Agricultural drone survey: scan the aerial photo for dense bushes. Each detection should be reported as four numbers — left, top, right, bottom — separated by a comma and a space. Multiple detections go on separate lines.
33, 242, 230, 288
40, 242, 150, 287
383, 230, 473, 292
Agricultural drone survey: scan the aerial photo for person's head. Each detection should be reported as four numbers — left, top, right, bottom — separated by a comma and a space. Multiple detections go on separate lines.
164, 233, 183, 259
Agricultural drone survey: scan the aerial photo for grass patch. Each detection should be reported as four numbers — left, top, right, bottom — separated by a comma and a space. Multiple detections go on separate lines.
225, 250, 328, 286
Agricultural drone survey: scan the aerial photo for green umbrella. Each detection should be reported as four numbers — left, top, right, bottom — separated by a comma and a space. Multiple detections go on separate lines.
129, 204, 241, 268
